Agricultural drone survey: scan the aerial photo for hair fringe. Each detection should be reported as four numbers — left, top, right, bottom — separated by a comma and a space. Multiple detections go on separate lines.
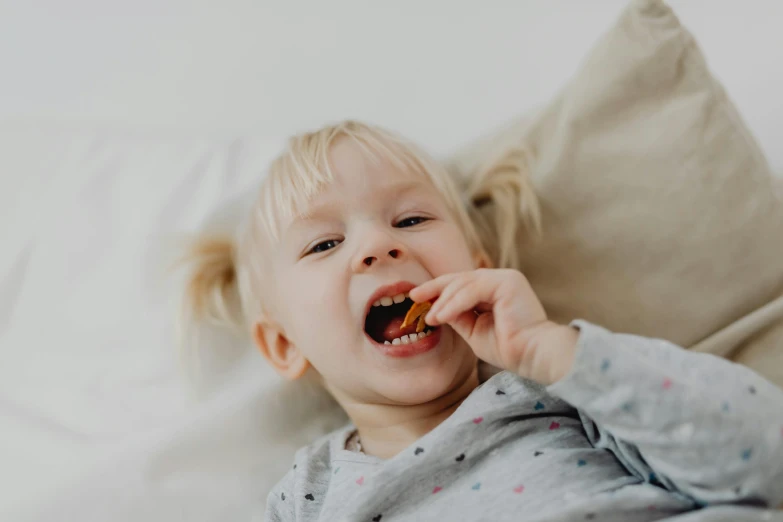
464, 144, 542, 271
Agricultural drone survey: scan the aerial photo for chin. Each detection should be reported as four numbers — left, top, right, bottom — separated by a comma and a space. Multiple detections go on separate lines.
372, 332, 478, 405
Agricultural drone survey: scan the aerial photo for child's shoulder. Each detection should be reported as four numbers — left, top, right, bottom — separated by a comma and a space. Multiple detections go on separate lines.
290, 423, 354, 472
268, 424, 351, 503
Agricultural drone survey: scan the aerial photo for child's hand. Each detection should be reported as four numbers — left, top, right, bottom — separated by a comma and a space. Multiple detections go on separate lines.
410, 269, 579, 385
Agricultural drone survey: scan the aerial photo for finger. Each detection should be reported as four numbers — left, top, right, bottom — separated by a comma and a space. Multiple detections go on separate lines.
409, 273, 462, 303
431, 270, 505, 324
425, 273, 475, 324
431, 279, 487, 325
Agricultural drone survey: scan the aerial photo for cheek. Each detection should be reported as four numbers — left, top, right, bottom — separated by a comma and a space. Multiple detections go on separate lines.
423, 225, 477, 273
278, 264, 349, 346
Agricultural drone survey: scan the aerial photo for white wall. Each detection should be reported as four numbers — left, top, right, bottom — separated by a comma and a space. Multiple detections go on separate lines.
1, 0, 781, 163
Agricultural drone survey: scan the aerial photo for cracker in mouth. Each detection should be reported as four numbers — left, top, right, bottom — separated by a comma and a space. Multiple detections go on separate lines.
400, 301, 432, 333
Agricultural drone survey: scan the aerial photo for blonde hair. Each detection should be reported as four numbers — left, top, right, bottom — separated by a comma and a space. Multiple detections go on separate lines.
463, 145, 541, 271
179, 120, 540, 342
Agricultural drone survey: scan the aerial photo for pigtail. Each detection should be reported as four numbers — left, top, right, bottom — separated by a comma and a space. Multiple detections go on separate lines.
173, 234, 251, 393
463, 144, 542, 271
179, 235, 245, 334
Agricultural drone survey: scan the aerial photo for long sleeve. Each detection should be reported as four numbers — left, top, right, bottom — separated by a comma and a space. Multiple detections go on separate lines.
547, 320, 783, 508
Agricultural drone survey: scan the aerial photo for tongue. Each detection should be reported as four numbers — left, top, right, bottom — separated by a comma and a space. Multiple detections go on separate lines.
380, 316, 419, 342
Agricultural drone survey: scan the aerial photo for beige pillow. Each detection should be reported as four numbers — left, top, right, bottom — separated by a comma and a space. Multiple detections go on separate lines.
450, 0, 783, 386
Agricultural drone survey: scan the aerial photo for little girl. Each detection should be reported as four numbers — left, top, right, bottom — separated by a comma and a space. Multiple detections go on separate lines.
182, 121, 783, 521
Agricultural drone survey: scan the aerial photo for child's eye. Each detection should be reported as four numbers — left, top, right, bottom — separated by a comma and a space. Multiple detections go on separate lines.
307, 239, 342, 255
395, 216, 429, 228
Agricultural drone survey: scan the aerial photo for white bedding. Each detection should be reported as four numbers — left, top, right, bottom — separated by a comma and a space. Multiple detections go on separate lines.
1, 2, 781, 521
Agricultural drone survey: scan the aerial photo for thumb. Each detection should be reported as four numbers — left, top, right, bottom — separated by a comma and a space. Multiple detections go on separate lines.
449, 309, 478, 344
449, 310, 500, 367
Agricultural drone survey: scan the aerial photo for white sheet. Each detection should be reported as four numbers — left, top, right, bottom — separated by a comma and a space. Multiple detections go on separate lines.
0, 129, 350, 520
1, 1, 781, 521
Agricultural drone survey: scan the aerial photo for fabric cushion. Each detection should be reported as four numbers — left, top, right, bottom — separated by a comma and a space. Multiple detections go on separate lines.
449, 0, 783, 386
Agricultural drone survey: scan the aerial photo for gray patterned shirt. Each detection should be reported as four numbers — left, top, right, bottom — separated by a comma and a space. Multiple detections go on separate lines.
263, 321, 783, 521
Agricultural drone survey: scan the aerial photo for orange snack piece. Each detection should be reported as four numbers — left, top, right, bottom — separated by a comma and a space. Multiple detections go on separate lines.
400, 301, 432, 333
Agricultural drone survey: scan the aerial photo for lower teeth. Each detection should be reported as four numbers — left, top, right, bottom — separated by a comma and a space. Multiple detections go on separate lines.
384, 328, 434, 345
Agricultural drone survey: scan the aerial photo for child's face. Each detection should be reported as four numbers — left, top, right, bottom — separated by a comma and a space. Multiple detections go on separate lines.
270, 138, 479, 406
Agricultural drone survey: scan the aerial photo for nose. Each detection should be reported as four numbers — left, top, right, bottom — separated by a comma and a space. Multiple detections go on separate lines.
351, 226, 406, 272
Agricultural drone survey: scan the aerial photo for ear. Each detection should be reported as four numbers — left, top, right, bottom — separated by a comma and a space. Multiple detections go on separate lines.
253, 320, 310, 380
474, 249, 493, 269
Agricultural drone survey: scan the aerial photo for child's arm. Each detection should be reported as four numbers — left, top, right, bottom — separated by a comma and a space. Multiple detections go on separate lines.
413, 268, 783, 507
547, 320, 783, 509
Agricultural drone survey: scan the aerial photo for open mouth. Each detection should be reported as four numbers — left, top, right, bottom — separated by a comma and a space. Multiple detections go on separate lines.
364, 292, 437, 346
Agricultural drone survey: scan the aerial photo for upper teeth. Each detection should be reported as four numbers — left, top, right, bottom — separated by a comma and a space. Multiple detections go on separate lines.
373, 292, 409, 307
